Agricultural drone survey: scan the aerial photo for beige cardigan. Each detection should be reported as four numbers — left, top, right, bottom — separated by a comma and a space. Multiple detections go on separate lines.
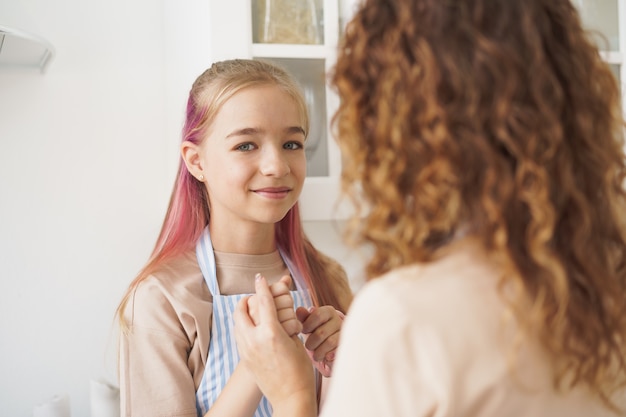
119, 248, 351, 417
320, 238, 625, 417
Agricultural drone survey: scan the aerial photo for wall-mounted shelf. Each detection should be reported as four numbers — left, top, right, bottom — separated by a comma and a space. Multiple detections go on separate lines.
0, 25, 54, 73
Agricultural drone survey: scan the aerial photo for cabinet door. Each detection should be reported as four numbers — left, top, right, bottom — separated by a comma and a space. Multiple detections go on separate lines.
209, 0, 347, 221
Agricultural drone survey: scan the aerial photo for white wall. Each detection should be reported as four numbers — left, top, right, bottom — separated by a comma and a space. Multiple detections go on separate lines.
0, 1, 364, 415
0, 0, 178, 414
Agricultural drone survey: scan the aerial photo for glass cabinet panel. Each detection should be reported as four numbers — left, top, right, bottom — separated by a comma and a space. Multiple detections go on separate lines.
574, 0, 619, 51
610, 64, 621, 85
252, 0, 324, 45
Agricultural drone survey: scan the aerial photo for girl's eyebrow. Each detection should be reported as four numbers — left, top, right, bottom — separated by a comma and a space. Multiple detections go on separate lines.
226, 126, 305, 138
286, 126, 306, 136
226, 127, 263, 138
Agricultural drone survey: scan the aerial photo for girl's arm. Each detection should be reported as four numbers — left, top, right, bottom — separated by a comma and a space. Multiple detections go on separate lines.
119, 278, 201, 417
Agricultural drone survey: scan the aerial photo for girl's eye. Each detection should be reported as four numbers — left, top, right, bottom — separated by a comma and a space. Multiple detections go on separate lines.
236, 143, 256, 151
284, 141, 304, 150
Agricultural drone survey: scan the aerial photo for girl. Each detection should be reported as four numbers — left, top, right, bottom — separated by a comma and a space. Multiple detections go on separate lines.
116, 59, 352, 417
234, 0, 626, 416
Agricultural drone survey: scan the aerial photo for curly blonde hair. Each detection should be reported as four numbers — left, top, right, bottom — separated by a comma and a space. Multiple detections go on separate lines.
332, 0, 626, 410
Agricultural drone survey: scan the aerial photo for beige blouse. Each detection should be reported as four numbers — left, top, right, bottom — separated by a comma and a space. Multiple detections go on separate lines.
119, 248, 351, 417
320, 238, 625, 417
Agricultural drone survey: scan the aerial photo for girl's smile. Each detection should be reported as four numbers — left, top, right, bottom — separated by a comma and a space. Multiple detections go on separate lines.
252, 186, 293, 199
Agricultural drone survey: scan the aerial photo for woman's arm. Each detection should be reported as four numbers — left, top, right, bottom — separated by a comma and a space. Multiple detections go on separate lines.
205, 275, 303, 417
234, 276, 317, 417
203, 362, 263, 417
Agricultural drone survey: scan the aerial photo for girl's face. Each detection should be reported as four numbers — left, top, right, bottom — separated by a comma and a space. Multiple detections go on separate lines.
194, 84, 307, 228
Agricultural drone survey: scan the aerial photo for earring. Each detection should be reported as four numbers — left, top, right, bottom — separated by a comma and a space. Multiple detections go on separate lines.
199, 174, 204, 181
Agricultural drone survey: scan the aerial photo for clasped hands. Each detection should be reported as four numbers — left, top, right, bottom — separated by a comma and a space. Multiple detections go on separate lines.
244, 274, 342, 376
234, 274, 343, 410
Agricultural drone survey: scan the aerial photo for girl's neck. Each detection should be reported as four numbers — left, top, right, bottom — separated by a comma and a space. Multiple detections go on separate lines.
208, 221, 277, 255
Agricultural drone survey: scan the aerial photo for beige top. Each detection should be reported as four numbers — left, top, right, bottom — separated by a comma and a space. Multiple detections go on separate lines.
320, 238, 624, 417
119, 247, 353, 417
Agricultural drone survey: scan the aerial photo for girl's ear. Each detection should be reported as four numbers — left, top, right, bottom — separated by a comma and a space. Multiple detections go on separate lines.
181, 141, 204, 181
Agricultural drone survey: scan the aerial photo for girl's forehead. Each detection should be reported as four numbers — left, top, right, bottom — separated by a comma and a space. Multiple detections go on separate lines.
220, 85, 306, 119
208, 85, 305, 130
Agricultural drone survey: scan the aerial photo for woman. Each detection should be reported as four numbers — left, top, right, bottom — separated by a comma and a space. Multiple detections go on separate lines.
234, 1, 626, 416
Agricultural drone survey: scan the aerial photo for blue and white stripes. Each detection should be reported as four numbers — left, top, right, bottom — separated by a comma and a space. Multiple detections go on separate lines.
195, 227, 313, 417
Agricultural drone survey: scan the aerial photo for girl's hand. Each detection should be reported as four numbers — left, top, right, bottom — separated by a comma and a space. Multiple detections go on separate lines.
247, 274, 302, 337
234, 277, 317, 417
296, 306, 345, 377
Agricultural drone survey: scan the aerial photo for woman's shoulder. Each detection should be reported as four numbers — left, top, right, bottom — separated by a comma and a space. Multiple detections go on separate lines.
380, 239, 499, 299
340, 248, 505, 382
350, 242, 503, 330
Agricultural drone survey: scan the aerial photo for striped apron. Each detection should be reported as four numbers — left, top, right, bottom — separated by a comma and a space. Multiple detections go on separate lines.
195, 227, 313, 417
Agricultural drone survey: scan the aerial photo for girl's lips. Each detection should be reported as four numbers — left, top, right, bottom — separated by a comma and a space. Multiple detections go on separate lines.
253, 187, 291, 199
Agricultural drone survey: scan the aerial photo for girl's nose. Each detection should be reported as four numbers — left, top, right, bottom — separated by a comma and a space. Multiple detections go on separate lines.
259, 147, 290, 177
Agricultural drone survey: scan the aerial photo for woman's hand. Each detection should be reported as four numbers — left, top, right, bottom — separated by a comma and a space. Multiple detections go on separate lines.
247, 274, 302, 337
296, 306, 345, 377
234, 276, 316, 417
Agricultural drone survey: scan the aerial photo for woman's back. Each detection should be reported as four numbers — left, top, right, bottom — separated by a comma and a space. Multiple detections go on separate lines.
231, 1, 626, 416
320, 237, 625, 417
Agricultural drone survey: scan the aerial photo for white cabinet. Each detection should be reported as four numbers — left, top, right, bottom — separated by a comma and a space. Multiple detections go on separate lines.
208, 0, 347, 221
